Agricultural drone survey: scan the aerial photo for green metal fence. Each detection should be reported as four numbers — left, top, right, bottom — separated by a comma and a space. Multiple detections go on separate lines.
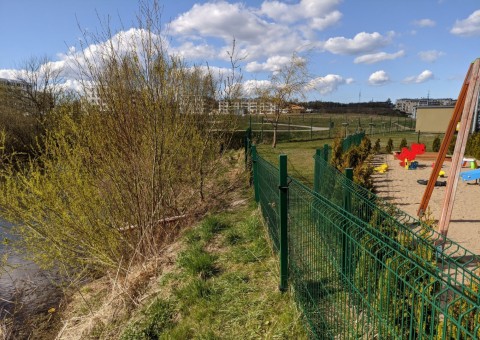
250, 139, 480, 339
244, 114, 416, 144
342, 131, 365, 152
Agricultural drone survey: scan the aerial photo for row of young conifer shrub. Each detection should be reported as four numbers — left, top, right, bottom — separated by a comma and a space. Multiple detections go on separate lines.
379, 132, 480, 156
325, 134, 480, 339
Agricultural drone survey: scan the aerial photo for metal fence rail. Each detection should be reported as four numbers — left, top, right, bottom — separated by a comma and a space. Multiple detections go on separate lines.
313, 151, 480, 304
244, 114, 416, 143
252, 143, 480, 339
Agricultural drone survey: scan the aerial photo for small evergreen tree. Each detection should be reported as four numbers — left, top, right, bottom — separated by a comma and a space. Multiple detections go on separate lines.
466, 132, 480, 159
385, 138, 394, 153
330, 135, 344, 171
373, 138, 381, 153
432, 135, 441, 152
399, 138, 408, 149
448, 134, 457, 154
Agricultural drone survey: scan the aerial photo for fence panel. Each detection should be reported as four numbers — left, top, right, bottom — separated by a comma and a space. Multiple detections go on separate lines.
256, 156, 281, 251
254, 147, 480, 339
313, 153, 480, 302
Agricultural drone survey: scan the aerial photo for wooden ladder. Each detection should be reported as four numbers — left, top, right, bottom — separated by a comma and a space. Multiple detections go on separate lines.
417, 58, 480, 238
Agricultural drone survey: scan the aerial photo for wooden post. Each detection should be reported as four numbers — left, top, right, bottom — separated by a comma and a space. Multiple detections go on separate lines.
438, 59, 480, 237
417, 61, 475, 217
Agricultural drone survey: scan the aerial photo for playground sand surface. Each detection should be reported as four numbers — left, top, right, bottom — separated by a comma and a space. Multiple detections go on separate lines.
373, 153, 480, 254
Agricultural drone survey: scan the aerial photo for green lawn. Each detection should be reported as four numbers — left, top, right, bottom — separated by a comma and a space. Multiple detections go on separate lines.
120, 196, 308, 339
256, 131, 444, 186
236, 113, 416, 144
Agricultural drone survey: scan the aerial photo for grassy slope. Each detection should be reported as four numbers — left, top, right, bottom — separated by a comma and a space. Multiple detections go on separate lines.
120, 197, 307, 339
56, 183, 308, 339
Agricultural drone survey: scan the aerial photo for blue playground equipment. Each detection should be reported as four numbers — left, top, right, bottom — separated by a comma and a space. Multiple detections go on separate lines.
460, 168, 480, 183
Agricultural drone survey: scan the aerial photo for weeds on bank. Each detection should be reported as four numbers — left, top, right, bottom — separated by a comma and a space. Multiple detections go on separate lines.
121, 201, 307, 339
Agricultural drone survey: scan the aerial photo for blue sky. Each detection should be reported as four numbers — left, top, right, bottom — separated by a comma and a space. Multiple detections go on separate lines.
1, 0, 479, 103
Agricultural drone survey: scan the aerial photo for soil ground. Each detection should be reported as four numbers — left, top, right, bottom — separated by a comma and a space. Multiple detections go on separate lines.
373, 153, 480, 254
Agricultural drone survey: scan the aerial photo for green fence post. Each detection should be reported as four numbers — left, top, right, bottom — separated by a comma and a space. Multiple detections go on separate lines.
248, 139, 253, 186
342, 168, 353, 279
314, 149, 321, 193
252, 145, 259, 203
418, 130, 421, 144
279, 154, 289, 292
323, 144, 329, 162
244, 128, 251, 170
310, 117, 313, 141
343, 168, 353, 210
288, 116, 291, 141
329, 117, 332, 138
261, 116, 264, 142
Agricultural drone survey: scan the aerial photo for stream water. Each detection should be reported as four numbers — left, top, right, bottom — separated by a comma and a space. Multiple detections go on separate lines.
0, 219, 62, 324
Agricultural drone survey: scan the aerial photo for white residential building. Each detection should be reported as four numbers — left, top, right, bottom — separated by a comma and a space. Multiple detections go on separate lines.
395, 98, 456, 117
0, 77, 34, 113
218, 99, 278, 115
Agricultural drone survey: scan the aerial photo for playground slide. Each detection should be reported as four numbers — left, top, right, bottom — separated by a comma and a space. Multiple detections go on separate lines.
460, 168, 480, 182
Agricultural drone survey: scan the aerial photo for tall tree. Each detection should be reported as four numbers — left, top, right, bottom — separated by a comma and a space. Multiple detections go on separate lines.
13, 55, 64, 120
256, 53, 310, 148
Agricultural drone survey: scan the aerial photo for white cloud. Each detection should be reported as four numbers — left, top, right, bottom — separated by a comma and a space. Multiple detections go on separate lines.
172, 42, 217, 60
306, 74, 354, 94
413, 18, 436, 27
171, 2, 269, 43
354, 50, 405, 64
310, 11, 343, 30
259, 0, 342, 29
418, 50, 445, 62
245, 55, 302, 73
242, 79, 272, 96
368, 70, 390, 86
451, 10, 480, 36
195, 65, 232, 77
170, 1, 314, 60
58, 79, 84, 92
323, 32, 392, 55
403, 70, 434, 84
0, 28, 169, 91
0, 69, 17, 80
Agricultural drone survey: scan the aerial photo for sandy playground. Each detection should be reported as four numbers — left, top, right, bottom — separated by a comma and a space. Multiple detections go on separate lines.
372, 153, 480, 254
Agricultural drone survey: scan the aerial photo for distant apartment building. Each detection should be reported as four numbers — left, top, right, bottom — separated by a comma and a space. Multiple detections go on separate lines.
218, 99, 278, 115
83, 85, 111, 112
0, 77, 34, 114
395, 98, 456, 117
84, 85, 209, 114
0, 78, 32, 92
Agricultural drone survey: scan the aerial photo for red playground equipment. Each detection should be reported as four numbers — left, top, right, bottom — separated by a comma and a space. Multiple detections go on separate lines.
394, 143, 426, 167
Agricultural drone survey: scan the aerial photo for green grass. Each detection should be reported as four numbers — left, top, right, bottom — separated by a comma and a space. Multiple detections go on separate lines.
121, 197, 307, 339
256, 131, 443, 185
238, 113, 416, 143
121, 299, 175, 340
178, 246, 218, 279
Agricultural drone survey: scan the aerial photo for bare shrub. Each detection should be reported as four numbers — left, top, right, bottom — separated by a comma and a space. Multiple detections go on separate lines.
0, 2, 237, 277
